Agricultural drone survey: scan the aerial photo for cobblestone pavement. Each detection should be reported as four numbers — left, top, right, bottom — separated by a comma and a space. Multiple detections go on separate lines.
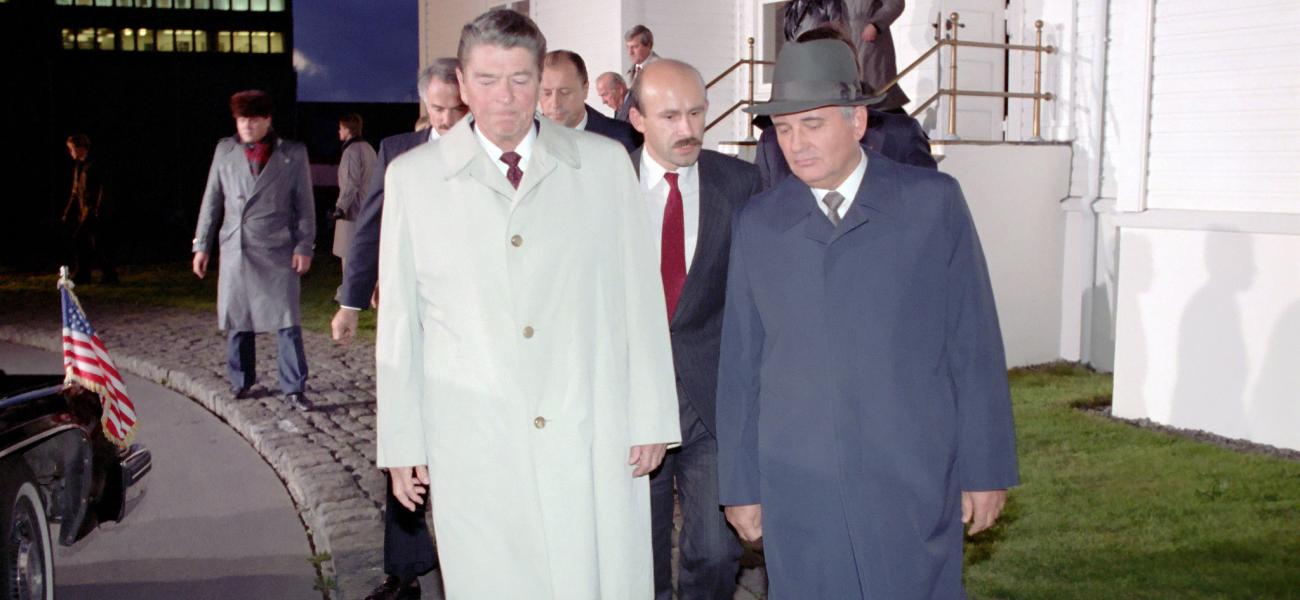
0, 301, 767, 600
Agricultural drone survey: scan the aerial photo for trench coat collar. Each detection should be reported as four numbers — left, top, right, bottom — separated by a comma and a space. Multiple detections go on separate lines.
779, 147, 901, 245
249, 136, 291, 199
440, 116, 581, 201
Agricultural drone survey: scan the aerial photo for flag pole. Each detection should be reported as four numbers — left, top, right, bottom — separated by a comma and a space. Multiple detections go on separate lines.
58, 265, 72, 291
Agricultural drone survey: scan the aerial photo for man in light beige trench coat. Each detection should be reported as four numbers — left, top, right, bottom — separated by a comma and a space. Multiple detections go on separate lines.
376, 9, 682, 599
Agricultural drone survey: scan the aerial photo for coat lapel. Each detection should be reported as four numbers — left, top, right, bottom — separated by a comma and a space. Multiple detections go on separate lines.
829, 152, 900, 244
440, 119, 518, 201
516, 119, 578, 202
673, 154, 727, 326
249, 137, 290, 199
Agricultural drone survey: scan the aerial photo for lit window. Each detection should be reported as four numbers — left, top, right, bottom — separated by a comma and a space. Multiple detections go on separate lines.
56, 0, 72, 5
268, 0, 283, 10
251, 31, 268, 53
176, 0, 192, 7
138, 0, 152, 6
250, 0, 265, 10
216, 31, 231, 52
76, 0, 92, 6
195, 0, 209, 8
232, 0, 247, 9
136, 28, 154, 51
157, 28, 174, 51
156, 0, 172, 8
61, 29, 75, 50
213, 0, 228, 8
269, 31, 284, 53
116, 0, 132, 6
175, 29, 193, 51
233, 31, 250, 53
95, 0, 112, 6
195, 30, 209, 51
76, 28, 95, 50
97, 28, 115, 50
120, 28, 135, 51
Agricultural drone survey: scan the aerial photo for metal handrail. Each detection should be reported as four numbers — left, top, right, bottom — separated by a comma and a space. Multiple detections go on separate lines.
703, 14, 1057, 141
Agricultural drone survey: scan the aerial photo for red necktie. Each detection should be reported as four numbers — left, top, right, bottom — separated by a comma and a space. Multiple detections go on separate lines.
661, 172, 686, 322
500, 151, 523, 189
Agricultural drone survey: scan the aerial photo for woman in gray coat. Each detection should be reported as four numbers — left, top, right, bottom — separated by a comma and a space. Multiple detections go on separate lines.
191, 90, 316, 410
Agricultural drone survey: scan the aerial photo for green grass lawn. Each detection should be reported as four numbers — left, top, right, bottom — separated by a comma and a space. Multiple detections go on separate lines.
3, 265, 1297, 598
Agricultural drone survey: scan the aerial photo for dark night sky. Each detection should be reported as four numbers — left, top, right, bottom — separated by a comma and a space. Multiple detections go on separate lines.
293, 0, 419, 103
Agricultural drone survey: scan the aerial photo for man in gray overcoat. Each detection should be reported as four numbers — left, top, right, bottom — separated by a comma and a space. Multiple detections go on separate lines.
847, 0, 910, 111
716, 40, 1018, 598
192, 90, 316, 411
331, 112, 376, 272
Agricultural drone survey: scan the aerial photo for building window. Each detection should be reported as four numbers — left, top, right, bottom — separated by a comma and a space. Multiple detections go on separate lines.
195, 0, 209, 8
61, 29, 75, 49
212, 0, 229, 9
250, 0, 265, 10
137, 28, 154, 51
138, 0, 152, 6
95, 0, 112, 6
175, 29, 193, 51
268, 0, 283, 10
157, 28, 174, 51
217, 30, 231, 52
250, 30, 268, 53
269, 31, 284, 53
120, 27, 135, 51
194, 30, 209, 51
156, 0, 171, 7
232, 30, 250, 52
231, 0, 247, 9
97, 27, 115, 50
176, 0, 192, 7
76, 27, 95, 49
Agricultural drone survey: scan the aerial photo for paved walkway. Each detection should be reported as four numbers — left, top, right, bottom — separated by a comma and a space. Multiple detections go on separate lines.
0, 300, 767, 599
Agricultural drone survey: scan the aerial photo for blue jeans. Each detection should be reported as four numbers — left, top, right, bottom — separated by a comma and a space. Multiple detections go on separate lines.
650, 401, 743, 600
226, 326, 308, 395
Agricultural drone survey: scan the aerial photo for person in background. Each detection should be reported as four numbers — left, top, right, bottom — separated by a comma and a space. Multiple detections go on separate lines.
625, 24, 660, 86
191, 90, 316, 411
332, 113, 377, 274
541, 49, 641, 152
597, 71, 633, 122
63, 133, 118, 285
847, 0, 910, 111
330, 57, 469, 600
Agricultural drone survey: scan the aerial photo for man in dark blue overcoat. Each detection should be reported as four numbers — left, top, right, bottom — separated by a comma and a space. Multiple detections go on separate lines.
715, 39, 1019, 599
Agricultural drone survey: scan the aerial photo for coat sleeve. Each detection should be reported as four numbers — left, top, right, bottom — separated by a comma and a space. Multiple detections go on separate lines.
336, 144, 367, 218
374, 162, 429, 468
943, 180, 1020, 491
291, 146, 317, 257
904, 120, 939, 170
615, 151, 682, 448
192, 143, 226, 253
714, 209, 765, 506
336, 141, 391, 309
867, 0, 904, 28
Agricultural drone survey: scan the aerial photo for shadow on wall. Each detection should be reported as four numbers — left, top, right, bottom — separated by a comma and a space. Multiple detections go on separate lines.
1114, 233, 1151, 412
1169, 231, 1253, 439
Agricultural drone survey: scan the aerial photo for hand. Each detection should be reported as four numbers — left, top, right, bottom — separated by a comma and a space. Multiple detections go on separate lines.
331, 307, 359, 344
725, 504, 763, 542
292, 253, 312, 275
628, 443, 667, 477
370, 285, 379, 309
962, 489, 1007, 536
862, 23, 879, 43
192, 251, 209, 279
330, 206, 347, 221
389, 465, 430, 512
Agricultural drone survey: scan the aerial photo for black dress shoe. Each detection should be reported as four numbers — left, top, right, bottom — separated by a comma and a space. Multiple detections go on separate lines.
285, 392, 313, 411
232, 387, 252, 399
363, 575, 420, 600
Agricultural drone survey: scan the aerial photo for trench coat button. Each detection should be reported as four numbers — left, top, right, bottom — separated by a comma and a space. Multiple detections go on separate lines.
510, 234, 523, 247
523, 326, 534, 339
534, 416, 546, 429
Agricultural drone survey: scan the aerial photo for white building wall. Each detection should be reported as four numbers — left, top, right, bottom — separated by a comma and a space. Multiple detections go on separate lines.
532, 0, 626, 113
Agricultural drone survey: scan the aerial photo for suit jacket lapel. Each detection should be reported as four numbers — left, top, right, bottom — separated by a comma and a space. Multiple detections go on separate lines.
441, 119, 518, 201
249, 138, 289, 199
516, 120, 578, 202
673, 153, 728, 327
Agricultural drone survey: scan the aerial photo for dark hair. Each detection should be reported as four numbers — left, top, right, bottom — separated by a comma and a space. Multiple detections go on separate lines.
544, 50, 589, 85
66, 133, 92, 149
339, 113, 364, 137
458, 9, 547, 75
783, 0, 849, 42
624, 24, 653, 47
230, 89, 273, 118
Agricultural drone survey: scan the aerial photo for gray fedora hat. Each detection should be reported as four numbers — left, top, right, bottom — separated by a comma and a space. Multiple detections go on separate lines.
744, 39, 884, 116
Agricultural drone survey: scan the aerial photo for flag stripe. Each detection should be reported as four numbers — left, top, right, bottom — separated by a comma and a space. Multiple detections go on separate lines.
61, 287, 137, 448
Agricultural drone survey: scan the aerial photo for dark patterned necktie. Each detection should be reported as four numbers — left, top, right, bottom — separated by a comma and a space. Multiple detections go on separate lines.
661, 172, 686, 322
500, 151, 523, 189
822, 191, 845, 226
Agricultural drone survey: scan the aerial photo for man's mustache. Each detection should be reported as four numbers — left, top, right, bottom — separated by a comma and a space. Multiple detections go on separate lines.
673, 138, 702, 149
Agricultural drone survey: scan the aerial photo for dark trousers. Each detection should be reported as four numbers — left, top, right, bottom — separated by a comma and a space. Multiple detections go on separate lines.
226, 326, 308, 394
384, 473, 439, 583
650, 401, 742, 600
70, 222, 116, 282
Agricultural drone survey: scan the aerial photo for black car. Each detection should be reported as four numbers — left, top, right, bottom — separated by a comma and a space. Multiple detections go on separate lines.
0, 371, 151, 600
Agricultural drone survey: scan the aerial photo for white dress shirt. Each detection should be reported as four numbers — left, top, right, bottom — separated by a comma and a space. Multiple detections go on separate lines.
429, 126, 441, 142
575, 111, 589, 131
472, 116, 538, 178
810, 148, 868, 222
640, 151, 700, 272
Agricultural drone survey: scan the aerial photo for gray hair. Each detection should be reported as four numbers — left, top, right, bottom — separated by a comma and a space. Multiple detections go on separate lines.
624, 24, 653, 47
458, 9, 547, 74
417, 58, 461, 103
628, 59, 706, 114
597, 72, 626, 89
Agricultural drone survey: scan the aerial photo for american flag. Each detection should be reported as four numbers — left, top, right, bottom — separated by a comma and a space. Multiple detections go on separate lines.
61, 284, 137, 447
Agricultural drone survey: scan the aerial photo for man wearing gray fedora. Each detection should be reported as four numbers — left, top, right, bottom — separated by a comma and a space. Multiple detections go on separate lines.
714, 39, 1019, 598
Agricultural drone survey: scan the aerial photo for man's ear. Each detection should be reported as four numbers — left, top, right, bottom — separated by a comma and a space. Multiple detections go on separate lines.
629, 106, 646, 134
